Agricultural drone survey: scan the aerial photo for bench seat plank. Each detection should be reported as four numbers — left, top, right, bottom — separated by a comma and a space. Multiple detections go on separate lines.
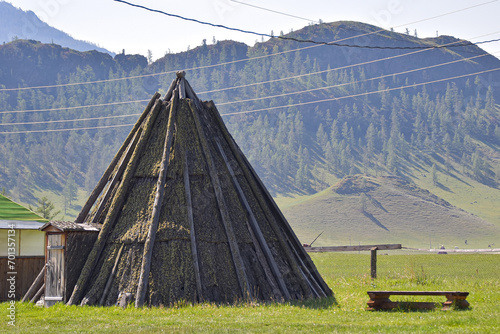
367, 291, 469, 311
368, 291, 468, 296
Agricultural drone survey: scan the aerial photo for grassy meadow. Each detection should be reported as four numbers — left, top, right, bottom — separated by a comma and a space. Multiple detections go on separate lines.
2, 253, 499, 333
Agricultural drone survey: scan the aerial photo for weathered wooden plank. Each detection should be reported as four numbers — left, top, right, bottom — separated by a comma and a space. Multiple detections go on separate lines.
305, 244, 402, 252
99, 243, 125, 306
88, 130, 141, 226
45, 234, 65, 307
190, 101, 252, 301
31, 283, 45, 303
163, 78, 178, 102
183, 153, 203, 302
179, 78, 186, 99
215, 140, 289, 301
184, 79, 203, 111
370, 247, 377, 279
368, 291, 469, 296
0, 257, 44, 301
76, 92, 160, 224
135, 90, 178, 308
288, 242, 325, 298
206, 102, 318, 299
22, 263, 46, 302
68, 98, 163, 306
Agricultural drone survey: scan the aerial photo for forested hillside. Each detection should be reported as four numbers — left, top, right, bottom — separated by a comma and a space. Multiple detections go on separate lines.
1, 21, 499, 222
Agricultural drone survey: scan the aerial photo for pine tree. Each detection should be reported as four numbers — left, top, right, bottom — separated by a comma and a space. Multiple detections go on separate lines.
472, 149, 483, 181
34, 197, 61, 220
431, 163, 438, 185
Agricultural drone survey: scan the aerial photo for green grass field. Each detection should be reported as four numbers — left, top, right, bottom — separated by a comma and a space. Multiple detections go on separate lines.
2, 253, 499, 333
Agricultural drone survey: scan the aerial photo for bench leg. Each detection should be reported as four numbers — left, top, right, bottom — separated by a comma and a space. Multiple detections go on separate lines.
367, 294, 393, 310
443, 295, 469, 310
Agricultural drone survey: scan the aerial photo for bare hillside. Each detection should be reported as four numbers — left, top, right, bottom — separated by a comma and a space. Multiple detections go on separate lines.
282, 175, 500, 249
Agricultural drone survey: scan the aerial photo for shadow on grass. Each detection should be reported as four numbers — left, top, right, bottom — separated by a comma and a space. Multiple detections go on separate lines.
363, 211, 389, 231
289, 295, 338, 309
147, 296, 338, 310
436, 182, 453, 192
369, 302, 471, 313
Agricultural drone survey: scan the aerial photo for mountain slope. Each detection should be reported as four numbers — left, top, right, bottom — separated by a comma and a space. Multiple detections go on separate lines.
0, 20, 499, 239
281, 175, 500, 248
0, 1, 112, 54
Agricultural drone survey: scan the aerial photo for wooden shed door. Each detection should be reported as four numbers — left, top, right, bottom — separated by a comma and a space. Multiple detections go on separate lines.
45, 234, 65, 307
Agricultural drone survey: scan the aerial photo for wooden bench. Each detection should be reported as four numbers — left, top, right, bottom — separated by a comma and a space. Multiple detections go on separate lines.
367, 291, 469, 311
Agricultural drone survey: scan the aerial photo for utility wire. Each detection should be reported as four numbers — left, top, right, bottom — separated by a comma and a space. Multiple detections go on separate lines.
221, 67, 500, 116
198, 31, 500, 96
1, 51, 495, 126
114, 0, 499, 49
0, 113, 141, 126
2, 30, 498, 115
216, 51, 499, 107
228, 0, 318, 23
0, 123, 136, 134
1, 1, 498, 93
2, 63, 499, 133
0, 99, 149, 114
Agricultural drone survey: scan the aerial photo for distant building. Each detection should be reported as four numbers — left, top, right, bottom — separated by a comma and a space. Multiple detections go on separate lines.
0, 194, 47, 300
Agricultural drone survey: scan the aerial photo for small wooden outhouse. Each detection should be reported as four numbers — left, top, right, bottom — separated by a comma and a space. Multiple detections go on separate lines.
39, 221, 100, 306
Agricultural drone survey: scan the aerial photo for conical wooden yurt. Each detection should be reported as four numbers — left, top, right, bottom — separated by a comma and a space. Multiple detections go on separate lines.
68, 72, 332, 307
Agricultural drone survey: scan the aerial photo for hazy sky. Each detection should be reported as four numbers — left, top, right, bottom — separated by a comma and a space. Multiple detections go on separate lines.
5, 0, 500, 59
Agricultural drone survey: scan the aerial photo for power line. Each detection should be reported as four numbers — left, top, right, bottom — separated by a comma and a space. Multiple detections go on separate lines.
0, 99, 149, 115
0, 113, 141, 126
0, 73, 168, 92
228, 0, 318, 23
2, 50, 496, 126
0, 25, 386, 93
198, 31, 500, 96
115, 0, 499, 49
3, 64, 498, 134
1, 32, 498, 117
221, 67, 500, 116
216, 51, 498, 107
0, 123, 135, 134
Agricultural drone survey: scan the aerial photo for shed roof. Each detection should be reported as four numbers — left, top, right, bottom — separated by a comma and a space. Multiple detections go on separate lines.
0, 194, 46, 223
0, 220, 46, 230
40, 221, 101, 232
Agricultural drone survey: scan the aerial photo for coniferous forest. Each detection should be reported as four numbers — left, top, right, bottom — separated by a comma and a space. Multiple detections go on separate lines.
1, 21, 500, 219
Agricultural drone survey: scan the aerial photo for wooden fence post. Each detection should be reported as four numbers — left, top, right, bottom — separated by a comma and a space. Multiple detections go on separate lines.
371, 247, 378, 279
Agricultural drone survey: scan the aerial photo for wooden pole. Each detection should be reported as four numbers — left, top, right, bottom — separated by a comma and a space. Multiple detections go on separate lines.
207, 102, 327, 298
215, 140, 290, 301
184, 79, 203, 111
75, 92, 160, 224
189, 100, 252, 301
184, 153, 203, 302
135, 89, 178, 308
99, 243, 125, 306
68, 98, 163, 306
88, 130, 141, 225
163, 78, 178, 102
31, 283, 45, 304
22, 263, 46, 302
179, 78, 186, 99
371, 247, 378, 279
